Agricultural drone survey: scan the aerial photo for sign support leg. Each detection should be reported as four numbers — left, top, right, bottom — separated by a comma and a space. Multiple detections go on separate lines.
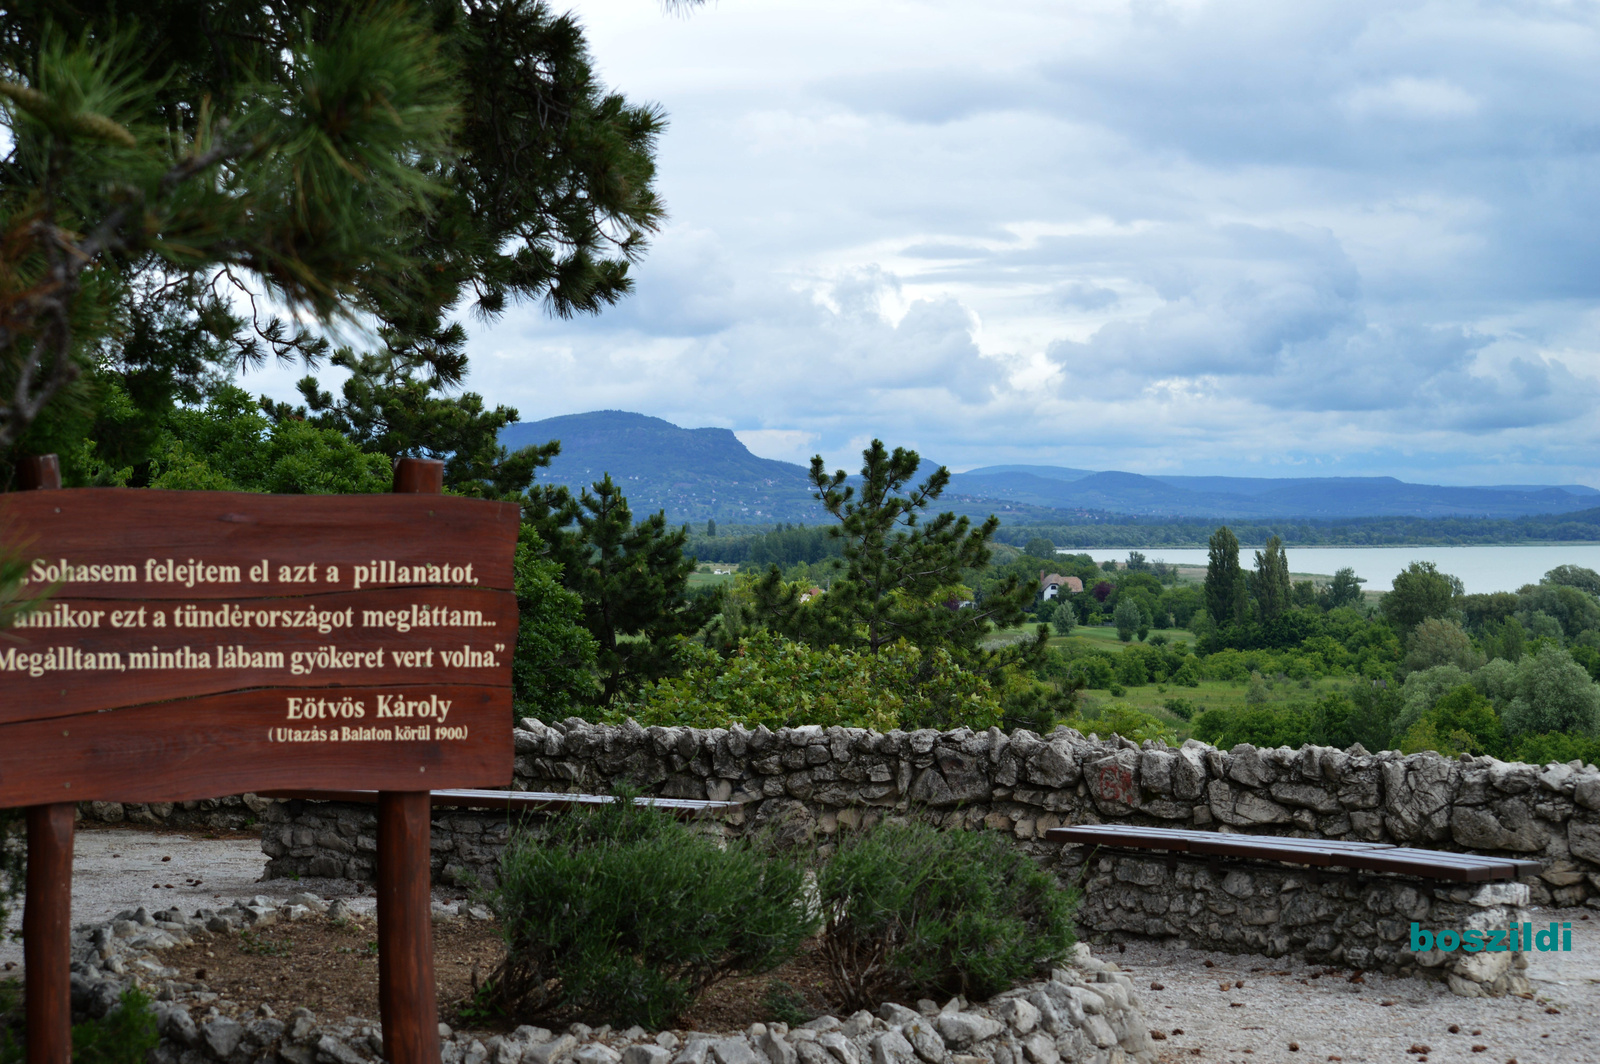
378, 456, 445, 1064
24, 803, 74, 1064
376, 791, 439, 1064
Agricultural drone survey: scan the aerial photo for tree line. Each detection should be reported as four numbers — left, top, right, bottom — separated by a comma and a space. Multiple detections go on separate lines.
992, 510, 1600, 548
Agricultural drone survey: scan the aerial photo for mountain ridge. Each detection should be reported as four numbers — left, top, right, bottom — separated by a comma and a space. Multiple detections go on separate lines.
499, 411, 1600, 525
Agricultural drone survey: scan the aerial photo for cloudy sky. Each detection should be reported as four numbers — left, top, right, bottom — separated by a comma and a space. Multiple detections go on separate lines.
274, 0, 1600, 482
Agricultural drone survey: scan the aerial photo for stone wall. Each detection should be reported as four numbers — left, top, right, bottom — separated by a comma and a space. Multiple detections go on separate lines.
1066, 850, 1533, 997
259, 717, 1600, 908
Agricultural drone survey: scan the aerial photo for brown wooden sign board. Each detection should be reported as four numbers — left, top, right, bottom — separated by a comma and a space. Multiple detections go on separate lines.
3, 466, 519, 1064
0, 488, 520, 803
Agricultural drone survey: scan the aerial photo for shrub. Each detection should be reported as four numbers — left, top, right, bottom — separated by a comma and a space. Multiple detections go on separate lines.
1510, 731, 1600, 768
623, 632, 1002, 733
816, 820, 1078, 1011
3, 984, 162, 1064
486, 795, 815, 1029
1163, 697, 1198, 721
72, 987, 160, 1064
1065, 704, 1176, 745
1399, 685, 1505, 758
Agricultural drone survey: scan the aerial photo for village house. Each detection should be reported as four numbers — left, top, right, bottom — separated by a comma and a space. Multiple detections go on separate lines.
1038, 571, 1083, 600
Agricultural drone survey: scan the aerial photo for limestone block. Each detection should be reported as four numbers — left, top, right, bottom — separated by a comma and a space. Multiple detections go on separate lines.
1569, 819, 1600, 864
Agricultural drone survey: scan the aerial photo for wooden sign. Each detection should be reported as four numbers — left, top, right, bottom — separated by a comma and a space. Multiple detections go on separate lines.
0, 488, 521, 806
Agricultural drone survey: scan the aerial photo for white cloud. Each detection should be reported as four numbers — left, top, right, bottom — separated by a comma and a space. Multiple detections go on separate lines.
1343, 77, 1480, 120
734, 429, 820, 466
414, 0, 1600, 487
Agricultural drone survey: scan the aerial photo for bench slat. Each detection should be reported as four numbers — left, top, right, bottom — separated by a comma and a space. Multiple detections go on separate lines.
1045, 825, 1540, 882
260, 788, 742, 815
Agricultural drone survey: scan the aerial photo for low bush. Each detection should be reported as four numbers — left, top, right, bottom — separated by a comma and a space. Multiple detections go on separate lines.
816, 820, 1078, 1011
1, 985, 159, 1064
485, 793, 815, 1029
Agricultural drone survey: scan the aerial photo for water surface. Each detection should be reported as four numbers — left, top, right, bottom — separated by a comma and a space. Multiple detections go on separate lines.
1062, 544, 1600, 595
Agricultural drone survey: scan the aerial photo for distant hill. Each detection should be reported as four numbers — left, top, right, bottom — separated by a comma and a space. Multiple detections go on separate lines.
500, 411, 1600, 525
501, 411, 825, 523
952, 468, 1600, 520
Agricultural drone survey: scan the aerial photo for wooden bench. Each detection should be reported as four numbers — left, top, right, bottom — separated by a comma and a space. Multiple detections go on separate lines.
1045, 825, 1542, 882
262, 788, 743, 817
1046, 824, 1539, 992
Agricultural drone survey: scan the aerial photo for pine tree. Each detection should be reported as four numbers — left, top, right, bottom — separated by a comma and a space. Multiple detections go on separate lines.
537, 475, 719, 707
781, 440, 1044, 675
0, 8, 457, 461
2, 0, 668, 485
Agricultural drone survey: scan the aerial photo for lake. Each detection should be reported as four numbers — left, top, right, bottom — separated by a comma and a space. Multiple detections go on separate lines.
1061, 545, 1600, 595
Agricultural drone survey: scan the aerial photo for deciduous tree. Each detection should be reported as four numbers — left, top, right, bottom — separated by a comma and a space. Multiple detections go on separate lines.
1204, 526, 1247, 627
1381, 562, 1463, 641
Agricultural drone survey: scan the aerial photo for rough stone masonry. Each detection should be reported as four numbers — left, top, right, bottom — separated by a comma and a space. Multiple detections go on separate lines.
255, 717, 1600, 915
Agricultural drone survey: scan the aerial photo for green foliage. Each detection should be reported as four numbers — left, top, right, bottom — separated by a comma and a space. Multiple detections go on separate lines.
1509, 731, 1600, 768
1, 6, 458, 454
1502, 646, 1600, 738
1381, 562, 1463, 639
2, 0, 669, 471
1321, 567, 1366, 610
761, 980, 816, 1027
272, 349, 554, 500
1252, 535, 1290, 622
1204, 526, 1247, 627
72, 986, 160, 1064
1517, 581, 1600, 640
1112, 598, 1140, 643
487, 794, 813, 1029
1163, 697, 1199, 721
1024, 537, 1059, 561
816, 820, 1078, 1011
149, 387, 391, 494
1544, 565, 1600, 596
1063, 703, 1175, 745
1191, 691, 1373, 751
1393, 664, 1475, 736
1399, 685, 1504, 758
776, 441, 1044, 674
1479, 615, 1526, 663
534, 474, 719, 708
624, 632, 1002, 733
511, 528, 599, 720
1401, 618, 1482, 677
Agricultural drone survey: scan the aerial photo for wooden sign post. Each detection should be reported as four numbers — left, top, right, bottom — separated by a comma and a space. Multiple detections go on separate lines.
1, 458, 519, 1064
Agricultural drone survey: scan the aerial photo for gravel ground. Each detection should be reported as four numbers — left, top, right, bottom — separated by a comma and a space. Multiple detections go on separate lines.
5, 828, 1598, 1063
1119, 915, 1600, 1064
1, 825, 380, 974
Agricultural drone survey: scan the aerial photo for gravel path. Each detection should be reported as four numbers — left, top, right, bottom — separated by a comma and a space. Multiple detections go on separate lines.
6, 828, 1598, 1062
1119, 914, 1600, 1064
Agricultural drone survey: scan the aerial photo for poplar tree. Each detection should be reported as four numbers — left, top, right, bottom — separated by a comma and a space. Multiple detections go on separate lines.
1253, 535, 1291, 622
1204, 526, 1248, 627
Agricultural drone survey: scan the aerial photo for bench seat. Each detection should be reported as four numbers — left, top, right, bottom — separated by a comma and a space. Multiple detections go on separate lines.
260, 788, 741, 817
1045, 824, 1542, 882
